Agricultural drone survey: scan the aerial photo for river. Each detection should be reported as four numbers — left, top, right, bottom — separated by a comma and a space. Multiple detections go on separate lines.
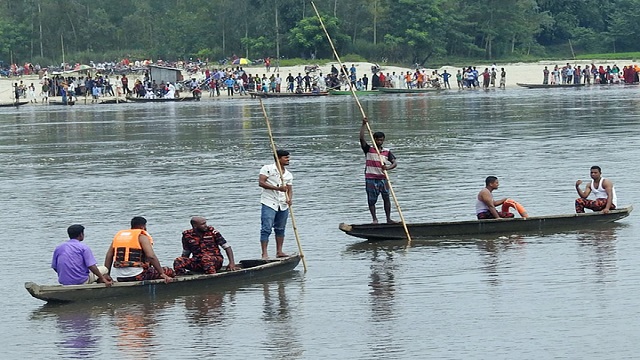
2, 86, 640, 359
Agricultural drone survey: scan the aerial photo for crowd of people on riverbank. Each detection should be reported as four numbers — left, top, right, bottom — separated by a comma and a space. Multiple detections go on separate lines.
542, 63, 640, 85
7, 56, 640, 105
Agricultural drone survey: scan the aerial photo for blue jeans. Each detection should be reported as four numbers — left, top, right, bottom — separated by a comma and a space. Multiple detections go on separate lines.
260, 204, 289, 242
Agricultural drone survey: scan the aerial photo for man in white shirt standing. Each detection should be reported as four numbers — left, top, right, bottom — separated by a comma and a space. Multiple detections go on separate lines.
258, 149, 293, 259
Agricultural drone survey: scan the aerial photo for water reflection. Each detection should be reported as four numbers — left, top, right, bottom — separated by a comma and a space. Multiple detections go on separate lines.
368, 247, 397, 321
111, 300, 173, 358
476, 237, 526, 286
261, 279, 303, 359
365, 247, 404, 356
184, 291, 234, 326
30, 300, 173, 359
576, 227, 622, 282
346, 238, 480, 253
52, 307, 100, 358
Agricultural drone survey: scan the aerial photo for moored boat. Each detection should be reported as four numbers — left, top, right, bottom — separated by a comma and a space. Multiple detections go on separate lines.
25, 254, 301, 303
328, 89, 380, 95
99, 98, 129, 104
248, 91, 329, 98
0, 101, 29, 107
125, 96, 199, 102
48, 100, 76, 105
339, 206, 632, 241
376, 87, 442, 94
516, 83, 586, 89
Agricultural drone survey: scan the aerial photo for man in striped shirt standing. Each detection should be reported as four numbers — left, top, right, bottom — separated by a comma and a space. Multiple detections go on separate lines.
360, 118, 397, 224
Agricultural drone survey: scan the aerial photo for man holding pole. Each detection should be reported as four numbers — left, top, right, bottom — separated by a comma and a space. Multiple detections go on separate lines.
258, 149, 293, 259
360, 118, 397, 224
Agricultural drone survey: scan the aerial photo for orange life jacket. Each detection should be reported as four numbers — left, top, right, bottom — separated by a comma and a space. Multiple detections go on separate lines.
112, 229, 154, 268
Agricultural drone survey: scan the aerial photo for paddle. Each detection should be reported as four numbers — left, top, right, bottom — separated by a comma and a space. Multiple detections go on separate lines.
310, 1, 413, 244
258, 98, 308, 272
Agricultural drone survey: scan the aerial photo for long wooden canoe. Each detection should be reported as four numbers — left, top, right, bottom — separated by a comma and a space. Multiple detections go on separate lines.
0, 101, 29, 107
516, 83, 586, 89
25, 254, 301, 303
99, 98, 128, 104
248, 91, 329, 98
376, 87, 442, 94
48, 100, 76, 105
125, 96, 199, 102
328, 89, 380, 95
339, 206, 632, 241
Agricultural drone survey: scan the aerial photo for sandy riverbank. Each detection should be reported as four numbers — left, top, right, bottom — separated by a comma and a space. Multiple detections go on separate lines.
0, 59, 635, 105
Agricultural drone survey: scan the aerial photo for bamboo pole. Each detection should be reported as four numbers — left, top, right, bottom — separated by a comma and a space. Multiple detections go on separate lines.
259, 98, 308, 271
310, 1, 412, 244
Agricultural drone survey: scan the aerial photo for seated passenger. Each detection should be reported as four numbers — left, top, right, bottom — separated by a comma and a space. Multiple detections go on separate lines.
173, 217, 237, 275
575, 166, 617, 213
104, 216, 174, 283
52, 224, 112, 286
476, 176, 528, 219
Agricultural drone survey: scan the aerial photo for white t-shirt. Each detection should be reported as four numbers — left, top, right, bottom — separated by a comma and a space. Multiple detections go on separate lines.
260, 163, 293, 211
111, 266, 143, 279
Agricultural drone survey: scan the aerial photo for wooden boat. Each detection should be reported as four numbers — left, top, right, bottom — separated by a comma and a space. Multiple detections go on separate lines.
339, 206, 632, 241
99, 98, 128, 104
248, 91, 329, 98
48, 100, 76, 106
376, 87, 441, 94
125, 96, 199, 102
328, 89, 380, 95
516, 83, 586, 89
0, 101, 29, 107
25, 254, 301, 303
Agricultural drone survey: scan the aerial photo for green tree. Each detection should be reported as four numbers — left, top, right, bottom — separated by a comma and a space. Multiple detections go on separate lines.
606, 0, 640, 52
288, 15, 349, 59
383, 0, 448, 65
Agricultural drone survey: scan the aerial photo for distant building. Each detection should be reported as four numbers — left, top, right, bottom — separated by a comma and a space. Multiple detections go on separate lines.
148, 64, 183, 84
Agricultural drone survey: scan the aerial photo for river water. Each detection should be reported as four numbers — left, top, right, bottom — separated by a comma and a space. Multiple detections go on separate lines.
2, 86, 640, 359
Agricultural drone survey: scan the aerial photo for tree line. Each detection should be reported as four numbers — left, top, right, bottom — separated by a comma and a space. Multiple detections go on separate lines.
1, 0, 638, 67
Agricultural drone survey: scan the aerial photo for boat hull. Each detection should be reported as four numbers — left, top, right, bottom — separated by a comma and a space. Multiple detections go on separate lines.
339, 206, 632, 241
328, 90, 380, 95
0, 101, 29, 107
516, 83, 586, 89
125, 96, 199, 102
249, 91, 328, 98
377, 87, 441, 94
26, 255, 301, 303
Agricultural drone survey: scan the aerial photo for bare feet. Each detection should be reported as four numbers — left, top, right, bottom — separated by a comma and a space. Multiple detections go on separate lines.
372, 219, 379, 224
276, 252, 289, 258
261, 254, 269, 260
386, 219, 398, 224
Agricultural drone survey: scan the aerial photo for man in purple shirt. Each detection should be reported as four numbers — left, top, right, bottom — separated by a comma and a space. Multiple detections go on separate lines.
52, 224, 113, 286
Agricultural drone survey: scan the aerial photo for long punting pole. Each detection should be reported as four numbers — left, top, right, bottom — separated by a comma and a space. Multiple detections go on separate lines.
259, 98, 308, 271
310, 1, 412, 244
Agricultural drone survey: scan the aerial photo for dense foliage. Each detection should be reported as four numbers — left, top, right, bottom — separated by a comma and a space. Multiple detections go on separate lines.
1, 0, 639, 66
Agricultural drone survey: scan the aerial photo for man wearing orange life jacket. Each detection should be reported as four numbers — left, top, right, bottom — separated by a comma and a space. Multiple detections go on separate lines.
104, 216, 174, 283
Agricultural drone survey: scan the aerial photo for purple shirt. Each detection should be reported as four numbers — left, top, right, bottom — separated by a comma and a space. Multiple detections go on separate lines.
51, 239, 97, 285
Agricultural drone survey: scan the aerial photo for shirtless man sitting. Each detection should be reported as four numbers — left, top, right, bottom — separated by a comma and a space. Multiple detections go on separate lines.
476, 176, 528, 219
